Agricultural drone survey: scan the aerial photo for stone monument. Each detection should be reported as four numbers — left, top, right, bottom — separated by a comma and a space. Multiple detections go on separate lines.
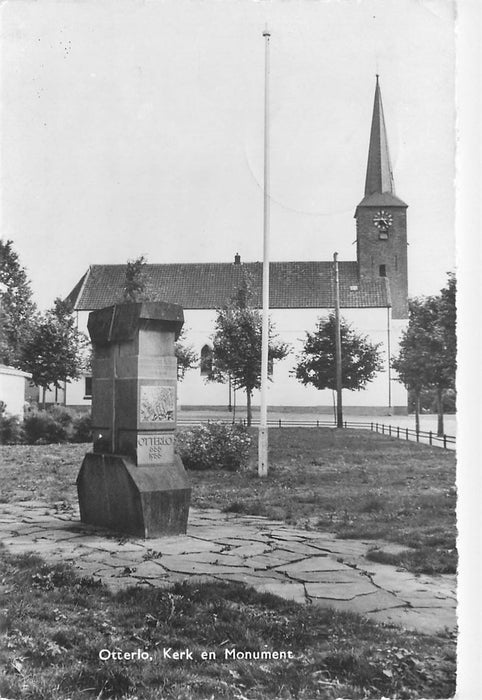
77, 301, 190, 538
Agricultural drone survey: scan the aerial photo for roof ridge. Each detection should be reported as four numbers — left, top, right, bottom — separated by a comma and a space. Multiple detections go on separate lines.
88, 259, 358, 268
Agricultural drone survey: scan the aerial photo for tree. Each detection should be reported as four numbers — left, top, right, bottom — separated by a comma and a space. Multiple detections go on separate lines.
294, 314, 383, 416
209, 280, 289, 426
0, 240, 38, 368
436, 273, 457, 399
175, 328, 198, 381
428, 277, 456, 435
122, 255, 149, 302
391, 275, 456, 436
119, 255, 197, 380
22, 298, 89, 408
391, 299, 434, 433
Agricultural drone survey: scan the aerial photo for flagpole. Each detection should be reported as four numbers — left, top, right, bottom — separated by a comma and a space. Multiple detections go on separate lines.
258, 26, 270, 478
333, 252, 343, 429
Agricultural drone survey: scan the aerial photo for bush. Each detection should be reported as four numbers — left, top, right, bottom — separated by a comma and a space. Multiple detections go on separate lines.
47, 405, 76, 428
71, 413, 92, 443
0, 404, 23, 444
23, 409, 69, 445
176, 422, 251, 471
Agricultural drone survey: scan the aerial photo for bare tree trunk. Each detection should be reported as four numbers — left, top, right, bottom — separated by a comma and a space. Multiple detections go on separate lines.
414, 391, 421, 434
41, 387, 46, 410
437, 387, 444, 437
246, 389, 252, 427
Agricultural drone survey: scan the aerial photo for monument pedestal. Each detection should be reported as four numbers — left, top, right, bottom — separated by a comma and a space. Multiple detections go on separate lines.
76, 301, 190, 538
77, 454, 190, 538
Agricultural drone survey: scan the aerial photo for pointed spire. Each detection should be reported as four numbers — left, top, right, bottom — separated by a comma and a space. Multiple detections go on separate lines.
364, 75, 395, 197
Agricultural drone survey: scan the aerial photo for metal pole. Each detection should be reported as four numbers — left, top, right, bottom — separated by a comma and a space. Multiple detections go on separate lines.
387, 307, 392, 413
333, 253, 343, 428
258, 26, 271, 478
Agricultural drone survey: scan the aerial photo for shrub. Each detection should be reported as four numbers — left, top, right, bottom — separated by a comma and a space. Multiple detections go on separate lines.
47, 405, 76, 428
71, 413, 92, 443
0, 404, 23, 444
176, 422, 251, 471
23, 409, 69, 444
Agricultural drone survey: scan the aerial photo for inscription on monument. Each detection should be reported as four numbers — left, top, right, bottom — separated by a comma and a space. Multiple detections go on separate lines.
137, 433, 175, 464
139, 385, 175, 423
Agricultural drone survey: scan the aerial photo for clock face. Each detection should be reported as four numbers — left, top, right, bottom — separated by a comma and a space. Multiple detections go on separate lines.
373, 210, 393, 230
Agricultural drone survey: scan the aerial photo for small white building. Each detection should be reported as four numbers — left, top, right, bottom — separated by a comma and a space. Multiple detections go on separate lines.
0, 364, 31, 418
63, 78, 409, 415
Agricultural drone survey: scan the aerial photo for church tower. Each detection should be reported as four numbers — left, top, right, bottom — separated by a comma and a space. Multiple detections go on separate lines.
355, 76, 408, 319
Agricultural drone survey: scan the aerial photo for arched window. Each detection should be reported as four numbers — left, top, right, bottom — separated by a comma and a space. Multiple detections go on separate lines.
200, 344, 213, 376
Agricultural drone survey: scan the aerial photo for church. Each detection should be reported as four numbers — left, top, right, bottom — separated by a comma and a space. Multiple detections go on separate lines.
64, 77, 409, 415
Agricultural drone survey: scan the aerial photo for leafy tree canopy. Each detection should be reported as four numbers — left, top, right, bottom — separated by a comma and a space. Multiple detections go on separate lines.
391, 298, 438, 394
22, 298, 89, 400
0, 240, 38, 368
175, 328, 198, 381
120, 255, 197, 380
122, 255, 149, 302
391, 274, 456, 435
392, 274, 456, 395
209, 276, 290, 425
294, 313, 384, 392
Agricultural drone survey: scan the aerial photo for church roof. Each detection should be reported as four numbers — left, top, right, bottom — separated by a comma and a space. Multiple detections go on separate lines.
364, 76, 395, 198
356, 192, 408, 209
68, 261, 391, 311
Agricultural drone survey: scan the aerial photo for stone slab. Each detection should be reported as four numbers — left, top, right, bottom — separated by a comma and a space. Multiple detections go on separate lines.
367, 606, 457, 634
221, 572, 291, 587
305, 580, 378, 600
229, 542, 271, 557
76, 538, 146, 552
245, 552, 305, 570
187, 552, 248, 567
77, 551, 140, 566
157, 556, 255, 577
192, 529, 270, 542
142, 538, 225, 556
283, 570, 362, 584
276, 556, 349, 574
272, 541, 331, 557
34, 530, 85, 541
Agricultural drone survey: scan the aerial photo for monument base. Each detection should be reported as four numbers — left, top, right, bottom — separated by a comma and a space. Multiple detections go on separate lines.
76, 453, 190, 538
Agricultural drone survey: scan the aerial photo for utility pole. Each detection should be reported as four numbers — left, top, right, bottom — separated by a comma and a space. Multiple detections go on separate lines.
258, 26, 271, 477
386, 308, 392, 415
333, 252, 343, 428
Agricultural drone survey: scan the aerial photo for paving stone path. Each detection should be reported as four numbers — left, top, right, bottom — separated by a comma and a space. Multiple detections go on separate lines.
0, 501, 456, 635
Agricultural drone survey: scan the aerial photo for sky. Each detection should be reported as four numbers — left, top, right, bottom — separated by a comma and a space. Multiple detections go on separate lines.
0, 0, 456, 310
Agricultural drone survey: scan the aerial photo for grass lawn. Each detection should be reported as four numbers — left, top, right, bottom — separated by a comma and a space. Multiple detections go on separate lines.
0, 427, 456, 575
0, 548, 456, 700
191, 428, 457, 575
0, 428, 457, 699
